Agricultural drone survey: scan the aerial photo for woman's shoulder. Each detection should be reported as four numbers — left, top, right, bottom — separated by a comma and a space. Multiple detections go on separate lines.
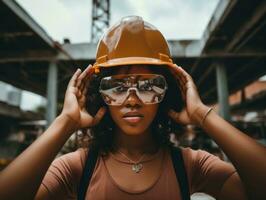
178, 146, 202, 161
179, 146, 218, 162
41, 147, 90, 196
177, 146, 236, 196
50, 147, 89, 175
177, 146, 230, 175
58, 147, 88, 168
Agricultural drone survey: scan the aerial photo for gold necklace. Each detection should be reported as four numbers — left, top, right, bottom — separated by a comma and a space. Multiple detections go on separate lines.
116, 150, 146, 173
110, 148, 162, 173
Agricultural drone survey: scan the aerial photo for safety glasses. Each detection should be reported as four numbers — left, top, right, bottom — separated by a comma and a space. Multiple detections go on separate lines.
99, 74, 168, 106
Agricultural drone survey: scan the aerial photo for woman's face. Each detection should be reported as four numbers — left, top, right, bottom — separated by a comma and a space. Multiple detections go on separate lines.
108, 65, 159, 136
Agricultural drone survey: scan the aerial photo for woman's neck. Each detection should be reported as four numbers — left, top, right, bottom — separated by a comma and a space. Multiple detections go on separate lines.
113, 127, 158, 159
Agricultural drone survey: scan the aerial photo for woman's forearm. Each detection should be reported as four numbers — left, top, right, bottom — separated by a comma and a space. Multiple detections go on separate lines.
195, 105, 266, 199
0, 114, 76, 200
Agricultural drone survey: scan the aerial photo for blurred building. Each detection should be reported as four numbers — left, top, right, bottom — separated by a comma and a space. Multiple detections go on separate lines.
0, 81, 45, 169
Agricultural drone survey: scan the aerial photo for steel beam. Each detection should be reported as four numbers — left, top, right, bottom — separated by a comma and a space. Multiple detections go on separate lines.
0, 101, 41, 119
0, 50, 56, 63
225, 1, 266, 52
91, 0, 110, 43
190, 0, 235, 75
55, 43, 266, 62
0, 32, 34, 38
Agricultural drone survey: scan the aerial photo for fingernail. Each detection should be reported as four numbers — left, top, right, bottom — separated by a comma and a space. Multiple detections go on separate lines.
87, 66, 94, 73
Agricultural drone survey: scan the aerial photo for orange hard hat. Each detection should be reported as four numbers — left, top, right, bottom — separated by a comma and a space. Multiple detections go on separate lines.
92, 16, 174, 73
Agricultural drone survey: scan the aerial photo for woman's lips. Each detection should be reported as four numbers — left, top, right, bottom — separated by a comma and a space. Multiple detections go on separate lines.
123, 116, 143, 124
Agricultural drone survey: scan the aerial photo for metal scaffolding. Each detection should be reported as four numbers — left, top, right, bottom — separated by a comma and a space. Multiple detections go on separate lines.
91, 0, 110, 43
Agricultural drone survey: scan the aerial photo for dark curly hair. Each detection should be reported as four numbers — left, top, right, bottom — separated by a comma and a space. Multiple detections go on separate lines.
80, 65, 184, 155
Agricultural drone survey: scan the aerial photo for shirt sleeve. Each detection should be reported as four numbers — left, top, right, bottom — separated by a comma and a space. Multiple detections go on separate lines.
41, 148, 87, 199
182, 148, 236, 198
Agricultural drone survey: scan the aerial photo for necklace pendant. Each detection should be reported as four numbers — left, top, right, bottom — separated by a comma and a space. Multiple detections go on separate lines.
132, 163, 143, 173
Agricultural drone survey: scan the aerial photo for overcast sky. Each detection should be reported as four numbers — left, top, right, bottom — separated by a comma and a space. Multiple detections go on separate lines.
16, 0, 219, 43
15, 0, 220, 110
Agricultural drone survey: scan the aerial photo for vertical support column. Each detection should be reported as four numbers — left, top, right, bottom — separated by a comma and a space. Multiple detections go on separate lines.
46, 61, 58, 126
215, 63, 231, 121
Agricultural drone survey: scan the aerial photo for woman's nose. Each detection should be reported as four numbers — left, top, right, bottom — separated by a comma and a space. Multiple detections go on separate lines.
124, 90, 142, 107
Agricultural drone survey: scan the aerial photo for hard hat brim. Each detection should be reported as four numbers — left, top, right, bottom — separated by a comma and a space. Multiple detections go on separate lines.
93, 57, 175, 68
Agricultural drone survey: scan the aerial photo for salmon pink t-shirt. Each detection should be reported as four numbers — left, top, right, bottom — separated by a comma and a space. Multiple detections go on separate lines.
41, 147, 236, 199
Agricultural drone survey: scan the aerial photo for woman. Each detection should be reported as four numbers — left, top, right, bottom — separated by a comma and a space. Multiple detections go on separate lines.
0, 16, 265, 200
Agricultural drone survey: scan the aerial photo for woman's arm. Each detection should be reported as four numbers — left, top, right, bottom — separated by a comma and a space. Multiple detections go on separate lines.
194, 105, 266, 200
168, 65, 266, 200
0, 66, 106, 200
0, 115, 75, 200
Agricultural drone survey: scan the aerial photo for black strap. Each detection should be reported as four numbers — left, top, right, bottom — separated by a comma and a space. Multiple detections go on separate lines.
171, 146, 191, 200
77, 147, 99, 200
78, 146, 190, 200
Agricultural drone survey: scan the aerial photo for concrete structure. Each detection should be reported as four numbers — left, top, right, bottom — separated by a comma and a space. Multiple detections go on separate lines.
0, 0, 73, 124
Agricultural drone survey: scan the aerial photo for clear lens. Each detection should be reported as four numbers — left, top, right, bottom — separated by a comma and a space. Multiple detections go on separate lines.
99, 74, 167, 106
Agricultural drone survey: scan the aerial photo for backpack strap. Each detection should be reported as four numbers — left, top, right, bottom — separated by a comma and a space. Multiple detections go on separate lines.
77, 147, 99, 200
171, 146, 191, 200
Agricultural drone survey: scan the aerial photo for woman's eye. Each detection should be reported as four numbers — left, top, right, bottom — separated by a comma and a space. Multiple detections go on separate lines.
114, 86, 127, 93
139, 83, 152, 91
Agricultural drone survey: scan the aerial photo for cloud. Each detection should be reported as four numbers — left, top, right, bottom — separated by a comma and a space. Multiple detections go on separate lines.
16, 0, 219, 42
110, 0, 219, 39
16, 0, 92, 43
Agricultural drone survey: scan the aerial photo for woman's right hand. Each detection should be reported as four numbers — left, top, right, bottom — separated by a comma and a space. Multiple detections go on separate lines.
60, 65, 106, 131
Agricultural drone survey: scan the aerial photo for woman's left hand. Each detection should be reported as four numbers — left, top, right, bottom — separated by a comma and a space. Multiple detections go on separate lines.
168, 65, 207, 125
